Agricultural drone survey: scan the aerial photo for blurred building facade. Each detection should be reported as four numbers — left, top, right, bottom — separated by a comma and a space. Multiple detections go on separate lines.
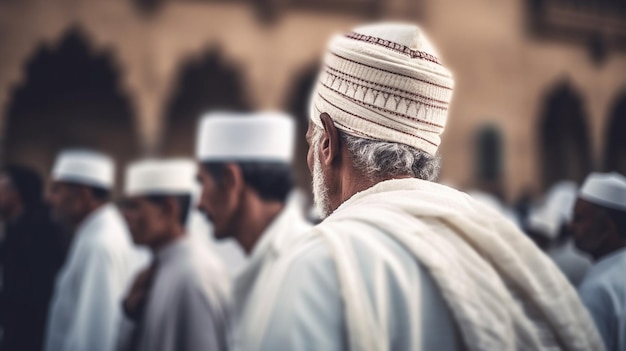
0, 0, 625, 201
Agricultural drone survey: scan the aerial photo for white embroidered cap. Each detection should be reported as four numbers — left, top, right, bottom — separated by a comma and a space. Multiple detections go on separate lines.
310, 22, 454, 155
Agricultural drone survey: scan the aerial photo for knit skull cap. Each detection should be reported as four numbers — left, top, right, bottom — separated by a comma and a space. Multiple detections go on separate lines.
310, 22, 454, 155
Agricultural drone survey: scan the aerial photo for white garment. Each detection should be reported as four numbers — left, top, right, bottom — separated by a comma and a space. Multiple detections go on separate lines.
250, 179, 603, 351
579, 248, 626, 351
548, 240, 592, 287
45, 204, 147, 351
117, 236, 231, 351
233, 192, 312, 351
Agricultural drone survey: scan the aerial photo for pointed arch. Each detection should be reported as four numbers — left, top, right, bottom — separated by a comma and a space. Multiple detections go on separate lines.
162, 48, 251, 157
4, 27, 138, 186
538, 80, 593, 189
604, 88, 626, 175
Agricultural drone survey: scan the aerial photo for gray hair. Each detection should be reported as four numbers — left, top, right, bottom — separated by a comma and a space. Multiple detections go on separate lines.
311, 126, 441, 181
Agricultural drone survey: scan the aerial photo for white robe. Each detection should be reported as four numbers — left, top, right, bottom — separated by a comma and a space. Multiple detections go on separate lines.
248, 179, 603, 351
45, 204, 148, 351
579, 247, 626, 351
117, 235, 231, 351
232, 192, 312, 351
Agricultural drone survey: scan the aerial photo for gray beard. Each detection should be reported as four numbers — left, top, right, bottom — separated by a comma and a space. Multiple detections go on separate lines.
312, 145, 331, 219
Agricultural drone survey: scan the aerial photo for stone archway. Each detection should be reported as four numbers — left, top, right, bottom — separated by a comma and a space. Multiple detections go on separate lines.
604, 89, 626, 175
4, 27, 138, 188
162, 48, 251, 157
538, 80, 593, 189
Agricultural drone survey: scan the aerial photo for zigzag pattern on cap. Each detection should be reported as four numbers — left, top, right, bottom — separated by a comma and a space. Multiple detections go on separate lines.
310, 23, 454, 156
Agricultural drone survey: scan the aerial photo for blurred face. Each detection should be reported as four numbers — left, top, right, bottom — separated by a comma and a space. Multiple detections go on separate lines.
0, 174, 20, 220
196, 165, 240, 239
47, 181, 84, 226
120, 196, 170, 247
571, 198, 608, 256
306, 123, 331, 218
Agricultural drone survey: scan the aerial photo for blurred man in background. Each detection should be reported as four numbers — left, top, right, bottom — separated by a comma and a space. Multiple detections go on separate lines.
44, 149, 146, 351
195, 111, 312, 350
572, 172, 626, 350
0, 165, 64, 351
527, 181, 591, 286
117, 159, 231, 351
245, 23, 603, 350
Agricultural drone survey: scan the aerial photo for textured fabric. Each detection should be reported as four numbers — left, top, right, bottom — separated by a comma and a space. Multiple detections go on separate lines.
44, 204, 148, 351
310, 23, 454, 155
253, 179, 604, 351
248, 214, 463, 351
320, 179, 604, 351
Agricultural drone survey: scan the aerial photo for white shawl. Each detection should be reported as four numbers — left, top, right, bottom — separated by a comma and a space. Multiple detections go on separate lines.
315, 179, 603, 351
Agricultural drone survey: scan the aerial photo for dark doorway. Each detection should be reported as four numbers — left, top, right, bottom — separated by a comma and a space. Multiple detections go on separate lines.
538, 81, 593, 190
4, 27, 138, 189
162, 48, 250, 157
604, 89, 626, 175
474, 124, 504, 198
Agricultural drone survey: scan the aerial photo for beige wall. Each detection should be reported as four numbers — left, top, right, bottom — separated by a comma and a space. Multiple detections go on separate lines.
1, 0, 625, 200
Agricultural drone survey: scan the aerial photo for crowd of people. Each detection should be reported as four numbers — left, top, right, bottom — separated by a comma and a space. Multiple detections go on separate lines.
0, 22, 624, 351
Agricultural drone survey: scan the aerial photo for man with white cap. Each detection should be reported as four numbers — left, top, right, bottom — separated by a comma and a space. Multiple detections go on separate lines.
44, 149, 146, 351
246, 23, 603, 350
194, 111, 312, 350
572, 172, 626, 350
527, 181, 591, 286
116, 159, 231, 351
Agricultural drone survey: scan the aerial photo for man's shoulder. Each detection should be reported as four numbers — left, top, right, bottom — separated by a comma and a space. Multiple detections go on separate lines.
579, 258, 626, 307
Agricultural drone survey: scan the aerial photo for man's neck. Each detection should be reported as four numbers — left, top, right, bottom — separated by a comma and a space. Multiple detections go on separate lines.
236, 199, 285, 255
337, 169, 413, 210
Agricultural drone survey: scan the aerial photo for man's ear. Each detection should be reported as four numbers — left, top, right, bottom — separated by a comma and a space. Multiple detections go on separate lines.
319, 113, 341, 167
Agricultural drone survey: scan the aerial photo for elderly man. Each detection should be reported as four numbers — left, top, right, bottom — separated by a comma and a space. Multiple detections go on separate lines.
246, 23, 603, 351
117, 159, 231, 351
194, 111, 312, 350
572, 172, 626, 350
44, 150, 146, 351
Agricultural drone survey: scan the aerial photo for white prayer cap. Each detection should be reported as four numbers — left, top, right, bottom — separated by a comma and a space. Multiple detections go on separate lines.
579, 172, 626, 211
196, 111, 295, 163
52, 149, 115, 189
528, 181, 577, 239
125, 159, 197, 197
310, 22, 454, 156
